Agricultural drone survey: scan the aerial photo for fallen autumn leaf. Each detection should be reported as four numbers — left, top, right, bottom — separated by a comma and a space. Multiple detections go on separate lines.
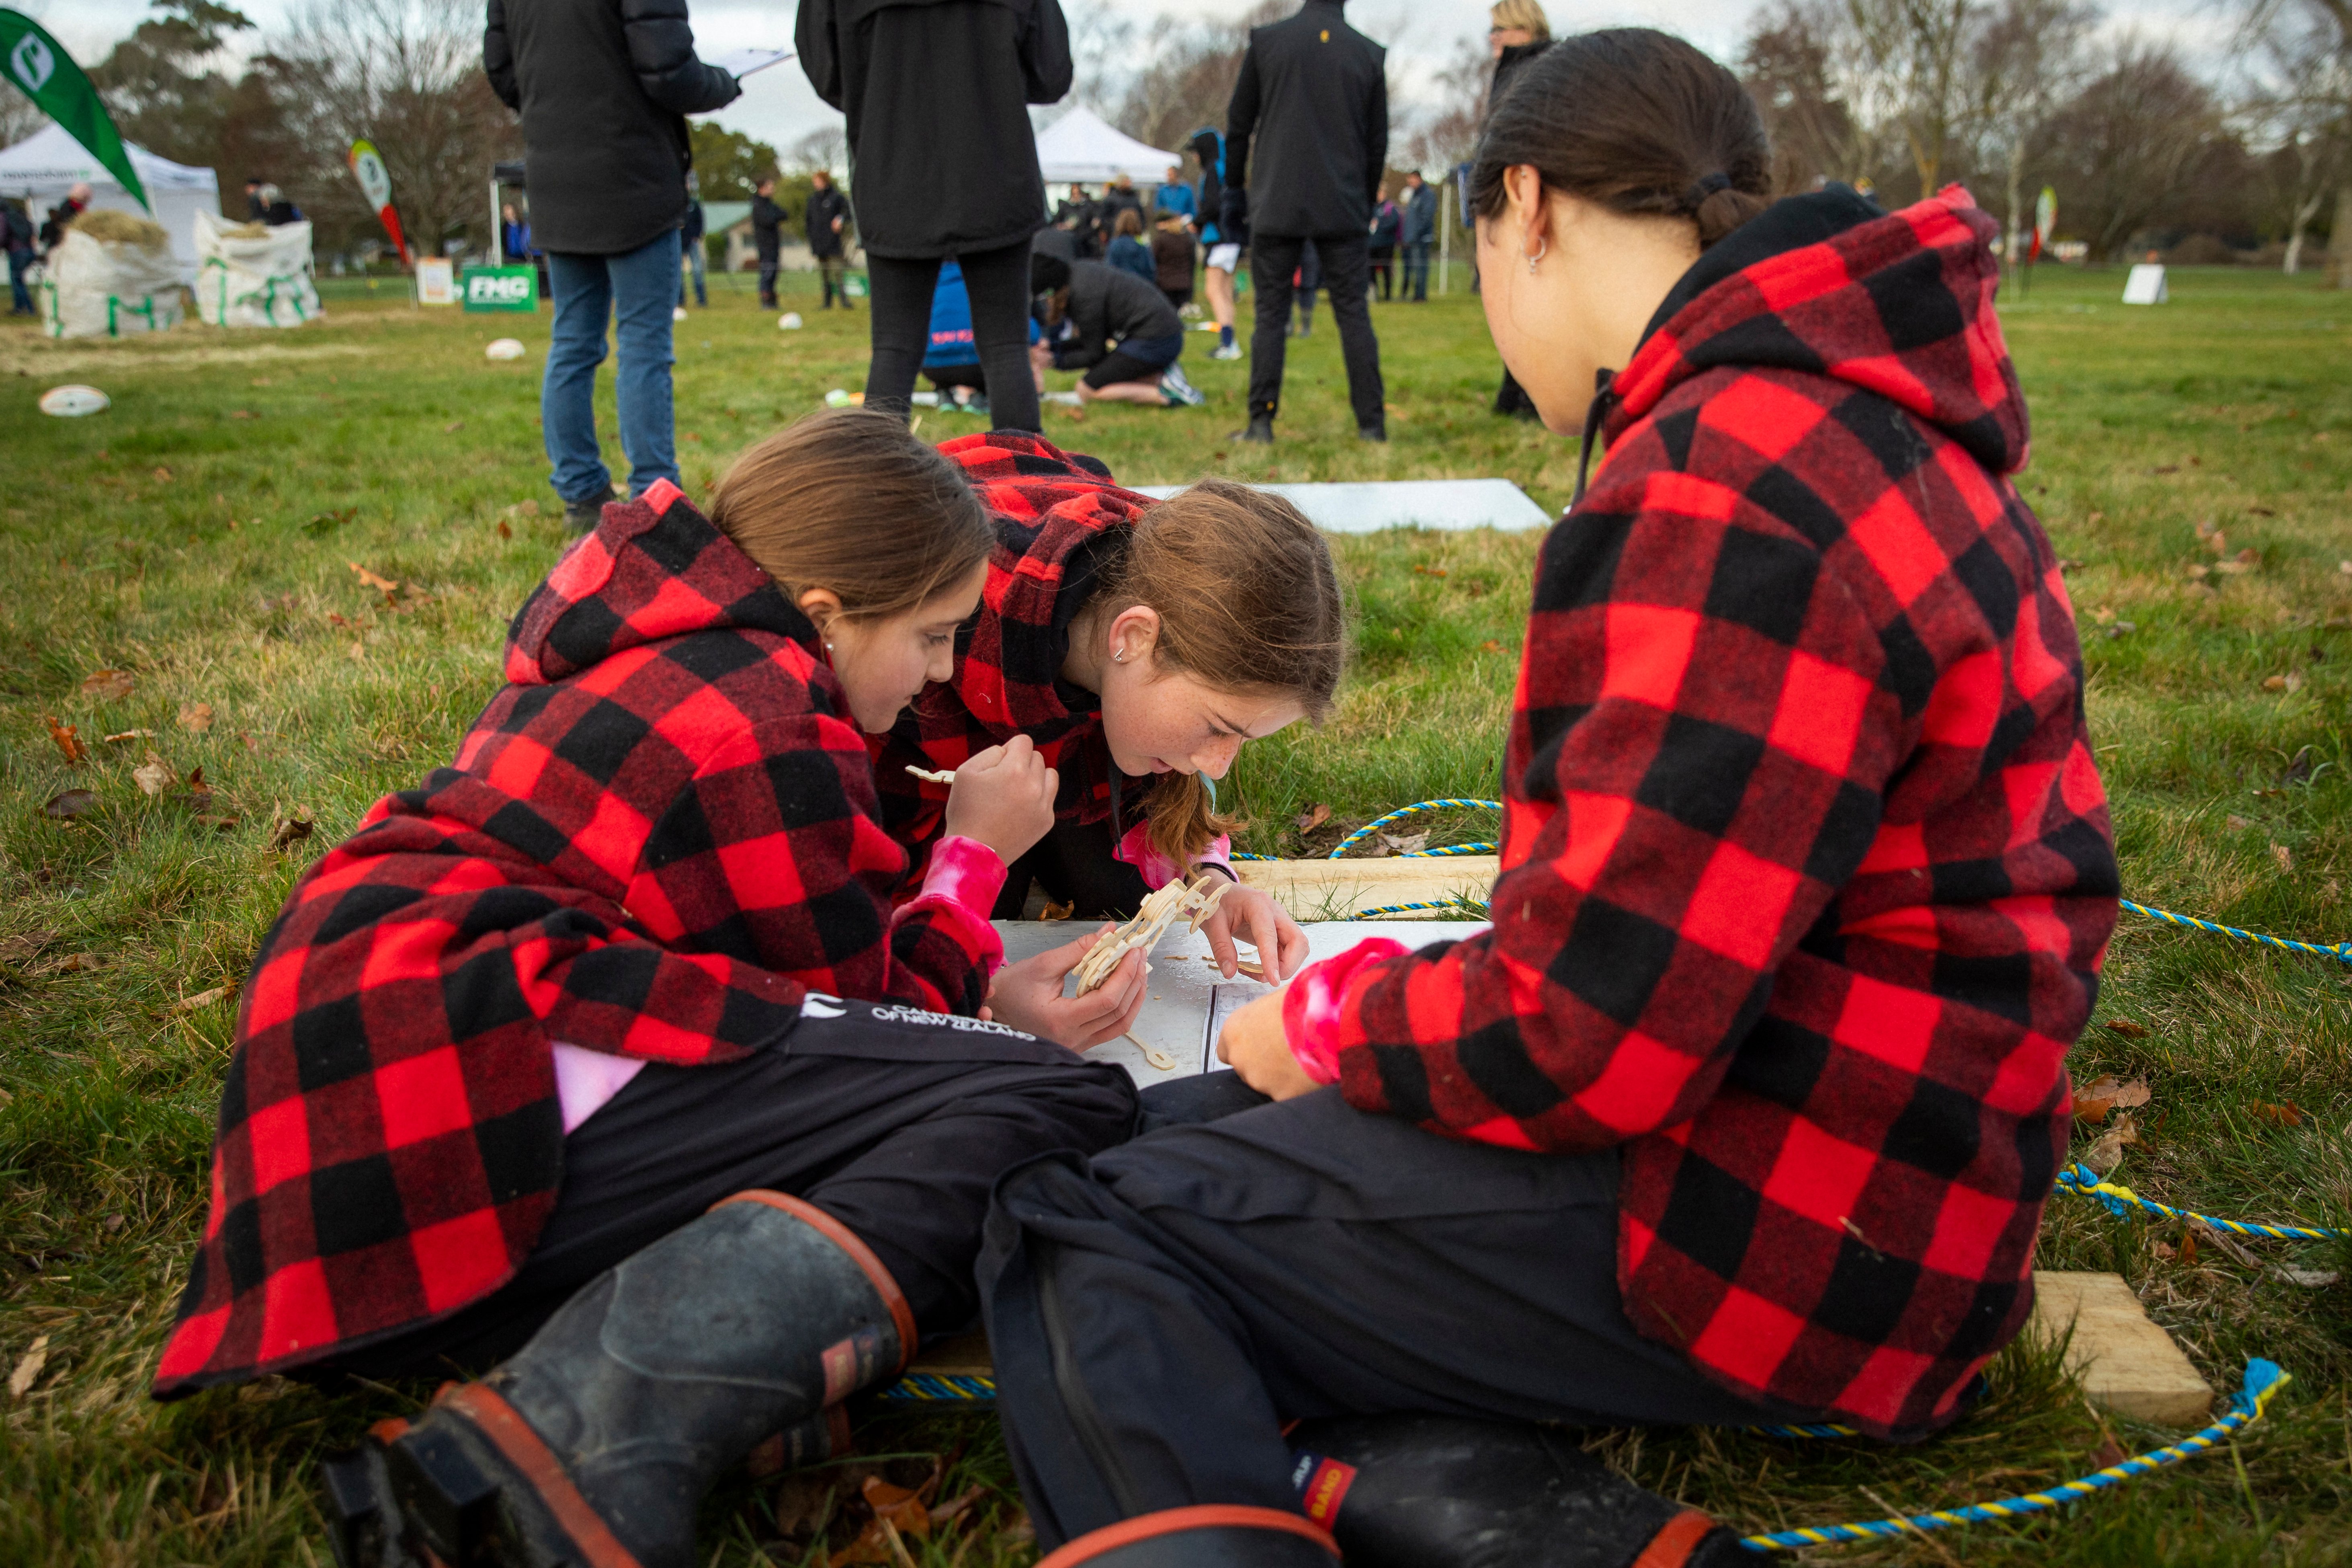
44, 715, 87, 765
131, 752, 175, 797
178, 703, 215, 732
41, 789, 97, 820
8, 1335, 48, 1399
79, 668, 134, 700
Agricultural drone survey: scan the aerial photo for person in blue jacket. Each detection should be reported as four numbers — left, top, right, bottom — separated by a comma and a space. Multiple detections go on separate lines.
924, 258, 1041, 414
1153, 163, 1196, 222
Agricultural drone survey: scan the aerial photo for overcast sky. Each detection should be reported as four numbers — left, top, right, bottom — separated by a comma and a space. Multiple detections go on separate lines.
38, 0, 2233, 159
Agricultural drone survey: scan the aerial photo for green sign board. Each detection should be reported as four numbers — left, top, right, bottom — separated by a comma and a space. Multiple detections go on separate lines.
460, 265, 538, 312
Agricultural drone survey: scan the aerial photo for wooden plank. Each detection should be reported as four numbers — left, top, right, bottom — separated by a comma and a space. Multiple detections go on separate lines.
906, 1331, 994, 1379
1235, 856, 1500, 920
2027, 1270, 2213, 1425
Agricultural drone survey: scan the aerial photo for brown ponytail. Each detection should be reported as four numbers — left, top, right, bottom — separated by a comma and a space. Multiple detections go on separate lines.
1469, 29, 1772, 251
1089, 478, 1346, 868
707, 408, 994, 621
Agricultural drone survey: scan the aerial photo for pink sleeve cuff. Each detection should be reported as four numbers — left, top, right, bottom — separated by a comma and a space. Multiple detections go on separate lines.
1280, 937, 1408, 1084
899, 834, 1008, 977
1113, 821, 1236, 890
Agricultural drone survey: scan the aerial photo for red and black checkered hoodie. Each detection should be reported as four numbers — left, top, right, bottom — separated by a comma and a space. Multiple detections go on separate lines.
869, 433, 1174, 881
154, 480, 1000, 1396
1283, 188, 2118, 1438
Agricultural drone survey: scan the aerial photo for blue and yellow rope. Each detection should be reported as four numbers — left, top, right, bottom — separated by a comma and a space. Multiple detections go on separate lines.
2056, 1163, 2344, 1241
2120, 898, 2352, 966
1738, 1360, 2287, 1551
1327, 799, 1501, 858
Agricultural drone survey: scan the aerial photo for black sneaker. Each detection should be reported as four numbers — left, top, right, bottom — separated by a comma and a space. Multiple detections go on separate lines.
1230, 414, 1275, 444
1358, 421, 1387, 443
562, 496, 605, 535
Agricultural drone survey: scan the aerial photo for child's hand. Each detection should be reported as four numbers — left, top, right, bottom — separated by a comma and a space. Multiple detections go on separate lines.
982, 926, 1148, 1049
942, 736, 1057, 867
1199, 883, 1309, 983
1216, 990, 1317, 1099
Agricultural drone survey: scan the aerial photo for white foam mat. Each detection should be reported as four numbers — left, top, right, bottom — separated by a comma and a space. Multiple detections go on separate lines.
1131, 479, 1552, 533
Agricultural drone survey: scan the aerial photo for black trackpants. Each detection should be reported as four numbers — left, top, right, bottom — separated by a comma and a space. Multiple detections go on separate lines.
988, 813, 1156, 921
314, 1003, 1137, 1383
865, 240, 1041, 432
1247, 233, 1384, 429
979, 1082, 1800, 1550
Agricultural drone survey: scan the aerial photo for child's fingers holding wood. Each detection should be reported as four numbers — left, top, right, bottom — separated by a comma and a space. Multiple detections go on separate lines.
942, 735, 1057, 865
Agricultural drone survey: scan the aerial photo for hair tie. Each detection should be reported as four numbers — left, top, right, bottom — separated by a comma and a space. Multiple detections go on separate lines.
1685, 171, 1732, 209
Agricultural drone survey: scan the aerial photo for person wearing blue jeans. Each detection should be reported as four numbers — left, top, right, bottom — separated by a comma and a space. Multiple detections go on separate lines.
544, 230, 684, 527
484, 0, 740, 532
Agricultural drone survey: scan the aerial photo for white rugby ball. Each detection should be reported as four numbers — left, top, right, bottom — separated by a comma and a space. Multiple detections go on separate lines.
39, 384, 109, 417
778, 312, 804, 330
485, 338, 527, 361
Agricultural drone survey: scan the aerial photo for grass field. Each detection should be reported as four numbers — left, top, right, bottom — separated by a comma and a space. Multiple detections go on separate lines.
1, 262, 2349, 1565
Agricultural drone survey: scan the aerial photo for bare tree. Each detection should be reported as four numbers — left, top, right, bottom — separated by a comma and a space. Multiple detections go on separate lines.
2035, 36, 2220, 259
786, 125, 848, 178
2240, 0, 2352, 285
272, 0, 518, 256
1969, 0, 2096, 273
2239, 3, 2350, 271
1741, 0, 1878, 190
1848, 0, 1990, 198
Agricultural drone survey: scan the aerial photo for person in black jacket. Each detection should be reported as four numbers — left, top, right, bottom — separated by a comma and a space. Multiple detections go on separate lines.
4, 199, 33, 316
805, 169, 852, 308
37, 184, 89, 254
797, 0, 1070, 432
1028, 252, 1204, 406
484, 0, 739, 533
751, 174, 784, 307
1222, 0, 1388, 444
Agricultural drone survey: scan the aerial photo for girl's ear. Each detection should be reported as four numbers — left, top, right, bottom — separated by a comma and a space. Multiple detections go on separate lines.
1502, 164, 1553, 261
1107, 605, 1162, 667
797, 586, 843, 637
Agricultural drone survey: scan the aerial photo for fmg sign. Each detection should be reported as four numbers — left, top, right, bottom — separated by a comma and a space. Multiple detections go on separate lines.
460, 265, 538, 312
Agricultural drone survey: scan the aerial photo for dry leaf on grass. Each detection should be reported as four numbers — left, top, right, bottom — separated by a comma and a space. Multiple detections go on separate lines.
2226, 814, 2252, 832
174, 986, 233, 1014
2103, 1018, 2149, 1039
100, 729, 154, 744
1039, 899, 1074, 922
178, 703, 215, 732
1379, 830, 1430, 855
41, 789, 96, 821
2073, 1075, 2151, 1125
80, 668, 134, 700
348, 562, 400, 593
1295, 802, 1331, 833
2081, 1113, 2137, 1174
1413, 563, 1449, 577
2274, 843, 2295, 873
270, 818, 315, 851
2192, 1218, 2263, 1270
9, 1336, 49, 1399
131, 752, 175, 796
2274, 1265, 2341, 1287
2249, 1101, 2306, 1129
44, 715, 86, 764
497, 519, 512, 539
1480, 639, 1505, 654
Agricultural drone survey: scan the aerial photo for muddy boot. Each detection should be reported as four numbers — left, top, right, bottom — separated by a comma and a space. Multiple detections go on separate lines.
322, 1192, 913, 1568
1038, 1505, 1339, 1567
1287, 1412, 1748, 1568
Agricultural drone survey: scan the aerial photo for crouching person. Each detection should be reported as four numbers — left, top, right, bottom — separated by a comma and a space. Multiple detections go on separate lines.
1031, 252, 1207, 408
150, 411, 1148, 1568
976, 31, 2120, 1568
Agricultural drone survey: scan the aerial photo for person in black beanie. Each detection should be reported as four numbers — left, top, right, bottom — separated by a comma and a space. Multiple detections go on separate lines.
1222, 0, 1388, 444
798, 0, 1070, 432
751, 174, 785, 308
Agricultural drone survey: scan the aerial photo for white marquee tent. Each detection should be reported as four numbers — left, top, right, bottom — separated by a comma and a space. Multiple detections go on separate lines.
1034, 107, 1180, 187
0, 123, 221, 284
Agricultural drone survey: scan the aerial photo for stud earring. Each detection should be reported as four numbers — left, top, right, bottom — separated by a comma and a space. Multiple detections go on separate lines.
825, 641, 834, 650
1114, 649, 1127, 663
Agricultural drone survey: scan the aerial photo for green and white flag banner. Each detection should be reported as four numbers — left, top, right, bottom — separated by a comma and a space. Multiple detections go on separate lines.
0, 10, 148, 211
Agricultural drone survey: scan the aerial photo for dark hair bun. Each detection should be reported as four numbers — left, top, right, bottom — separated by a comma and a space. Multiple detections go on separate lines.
1469, 29, 1772, 250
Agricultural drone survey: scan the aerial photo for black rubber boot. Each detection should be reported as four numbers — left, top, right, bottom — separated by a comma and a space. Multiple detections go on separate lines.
1230, 413, 1275, 444
1037, 1505, 1340, 1567
1287, 1413, 1750, 1568
1357, 421, 1387, 443
322, 1192, 913, 1568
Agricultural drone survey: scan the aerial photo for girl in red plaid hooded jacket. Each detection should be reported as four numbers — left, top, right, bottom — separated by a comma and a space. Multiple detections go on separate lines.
971, 31, 2121, 1568
154, 411, 1152, 1568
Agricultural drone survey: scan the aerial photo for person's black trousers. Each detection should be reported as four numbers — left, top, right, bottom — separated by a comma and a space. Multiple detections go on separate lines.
866, 241, 1041, 432
311, 1002, 1138, 1384
756, 255, 780, 308
1368, 246, 1394, 300
988, 814, 1156, 920
1247, 234, 1383, 430
979, 1083, 1799, 1551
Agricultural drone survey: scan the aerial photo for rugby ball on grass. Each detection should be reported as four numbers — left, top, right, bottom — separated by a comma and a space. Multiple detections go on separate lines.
778, 312, 804, 330
485, 338, 527, 361
40, 384, 109, 417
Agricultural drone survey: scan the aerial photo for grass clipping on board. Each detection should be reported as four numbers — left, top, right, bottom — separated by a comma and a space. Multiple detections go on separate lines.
70, 209, 170, 249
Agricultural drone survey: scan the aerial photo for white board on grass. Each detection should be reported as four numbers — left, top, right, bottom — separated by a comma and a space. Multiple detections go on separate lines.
995, 918, 1488, 1088
2122, 264, 2168, 305
1132, 478, 1552, 534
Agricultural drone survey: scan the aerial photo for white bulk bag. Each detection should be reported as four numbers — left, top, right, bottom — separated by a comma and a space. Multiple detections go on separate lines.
193, 209, 321, 328
38, 225, 185, 340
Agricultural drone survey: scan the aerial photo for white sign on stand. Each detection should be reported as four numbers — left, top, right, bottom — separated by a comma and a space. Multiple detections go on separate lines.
2122, 264, 2168, 305
415, 257, 455, 306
